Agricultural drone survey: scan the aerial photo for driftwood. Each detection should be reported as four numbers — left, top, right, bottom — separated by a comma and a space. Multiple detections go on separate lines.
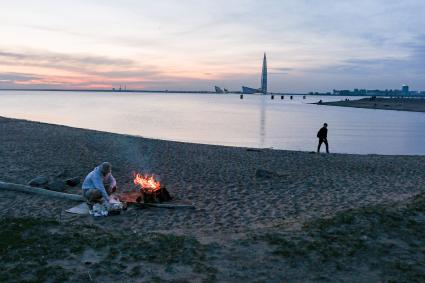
0, 181, 84, 201
0, 181, 195, 209
144, 202, 195, 209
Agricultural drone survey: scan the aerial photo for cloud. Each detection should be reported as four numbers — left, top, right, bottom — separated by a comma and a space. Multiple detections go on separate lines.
96, 70, 160, 79
0, 49, 168, 89
2, 1, 425, 91
299, 34, 425, 79
0, 72, 43, 88
268, 67, 293, 75
0, 50, 134, 68
272, 67, 293, 72
0, 72, 40, 82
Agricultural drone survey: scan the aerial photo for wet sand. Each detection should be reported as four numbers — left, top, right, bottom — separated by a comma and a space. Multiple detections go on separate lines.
1, 116, 425, 282
316, 97, 425, 112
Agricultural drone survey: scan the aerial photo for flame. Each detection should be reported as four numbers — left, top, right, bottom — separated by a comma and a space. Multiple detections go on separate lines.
133, 173, 161, 193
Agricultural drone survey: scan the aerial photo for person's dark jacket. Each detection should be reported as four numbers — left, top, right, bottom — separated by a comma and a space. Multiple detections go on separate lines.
317, 127, 328, 139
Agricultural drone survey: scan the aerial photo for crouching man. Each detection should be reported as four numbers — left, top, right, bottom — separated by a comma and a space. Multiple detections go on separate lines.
82, 162, 117, 208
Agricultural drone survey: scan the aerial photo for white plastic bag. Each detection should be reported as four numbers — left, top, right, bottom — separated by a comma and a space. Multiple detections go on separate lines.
90, 203, 108, 217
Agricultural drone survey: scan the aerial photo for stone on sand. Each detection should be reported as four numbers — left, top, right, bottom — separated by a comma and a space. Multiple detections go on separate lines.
28, 176, 49, 187
46, 179, 66, 192
65, 177, 81, 187
255, 169, 279, 179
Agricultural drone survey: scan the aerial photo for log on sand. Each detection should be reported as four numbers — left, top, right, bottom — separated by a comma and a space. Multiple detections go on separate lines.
0, 181, 84, 202
144, 202, 195, 209
0, 181, 195, 209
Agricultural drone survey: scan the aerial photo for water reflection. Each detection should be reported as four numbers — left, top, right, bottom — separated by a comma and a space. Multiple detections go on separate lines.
0, 91, 425, 155
259, 96, 267, 147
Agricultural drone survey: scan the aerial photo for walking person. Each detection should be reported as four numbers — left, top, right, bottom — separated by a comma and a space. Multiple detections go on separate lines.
317, 123, 329, 153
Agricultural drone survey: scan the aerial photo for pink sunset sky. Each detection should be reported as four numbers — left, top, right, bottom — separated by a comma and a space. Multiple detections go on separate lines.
1, 0, 425, 92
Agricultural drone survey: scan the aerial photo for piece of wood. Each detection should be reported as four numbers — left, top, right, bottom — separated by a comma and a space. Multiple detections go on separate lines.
0, 181, 84, 201
0, 180, 195, 209
144, 202, 195, 209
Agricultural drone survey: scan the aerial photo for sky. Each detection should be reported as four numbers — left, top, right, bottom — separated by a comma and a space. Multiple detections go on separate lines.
1, 0, 425, 92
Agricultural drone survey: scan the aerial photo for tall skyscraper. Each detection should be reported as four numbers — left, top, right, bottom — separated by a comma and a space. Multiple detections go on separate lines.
261, 53, 267, 94
241, 53, 269, 94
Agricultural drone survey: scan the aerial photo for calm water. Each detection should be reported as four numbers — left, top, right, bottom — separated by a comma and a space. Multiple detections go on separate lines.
1, 91, 424, 155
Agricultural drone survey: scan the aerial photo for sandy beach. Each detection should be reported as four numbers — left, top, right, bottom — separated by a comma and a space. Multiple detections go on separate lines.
317, 97, 425, 112
1, 116, 425, 282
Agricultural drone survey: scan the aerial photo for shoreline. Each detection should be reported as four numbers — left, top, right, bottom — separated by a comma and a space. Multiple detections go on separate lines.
316, 97, 425, 113
1, 116, 425, 281
1, 115, 422, 157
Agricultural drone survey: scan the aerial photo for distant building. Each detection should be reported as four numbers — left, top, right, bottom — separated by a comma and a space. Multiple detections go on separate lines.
333, 89, 351, 95
261, 53, 267, 94
332, 87, 419, 96
242, 53, 268, 94
241, 86, 259, 94
214, 86, 224, 94
402, 84, 409, 95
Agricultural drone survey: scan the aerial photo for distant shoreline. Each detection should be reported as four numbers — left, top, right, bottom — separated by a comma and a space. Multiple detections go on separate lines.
0, 88, 226, 94
0, 88, 290, 95
0, 88, 413, 97
3, 88, 425, 98
0, 88, 307, 95
315, 97, 425, 113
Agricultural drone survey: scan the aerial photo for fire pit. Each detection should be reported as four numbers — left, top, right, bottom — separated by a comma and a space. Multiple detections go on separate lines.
115, 173, 172, 206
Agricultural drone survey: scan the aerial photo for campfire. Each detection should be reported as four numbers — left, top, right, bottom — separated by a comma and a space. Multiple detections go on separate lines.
115, 173, 172, 205
133, 173, 161, 194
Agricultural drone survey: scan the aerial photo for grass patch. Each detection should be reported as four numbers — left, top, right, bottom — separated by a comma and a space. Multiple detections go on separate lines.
256, 193, 425, 282
0, 217, 217, 282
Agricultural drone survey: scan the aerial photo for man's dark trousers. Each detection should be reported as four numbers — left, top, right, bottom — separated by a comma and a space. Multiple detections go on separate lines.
317, 138, 329, 153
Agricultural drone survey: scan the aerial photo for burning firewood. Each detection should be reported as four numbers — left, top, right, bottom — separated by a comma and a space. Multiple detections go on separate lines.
131, 173, 172, 203
114, 187, 172, 204
112, 173, 192, 208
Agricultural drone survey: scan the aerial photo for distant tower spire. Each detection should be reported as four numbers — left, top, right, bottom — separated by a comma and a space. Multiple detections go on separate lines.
261, 53, 267, 94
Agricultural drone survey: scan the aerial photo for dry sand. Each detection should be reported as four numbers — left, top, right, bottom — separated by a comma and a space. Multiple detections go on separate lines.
1, 116, 425, 282
317, 97, 425, 112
